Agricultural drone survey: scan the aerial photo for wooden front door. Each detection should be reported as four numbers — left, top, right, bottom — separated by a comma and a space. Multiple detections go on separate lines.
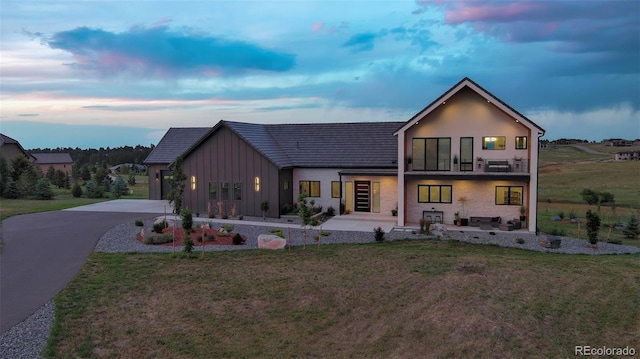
354, 181, 371, 212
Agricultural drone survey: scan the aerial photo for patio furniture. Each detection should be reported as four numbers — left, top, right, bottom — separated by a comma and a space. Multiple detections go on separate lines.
422, 210, 443, 224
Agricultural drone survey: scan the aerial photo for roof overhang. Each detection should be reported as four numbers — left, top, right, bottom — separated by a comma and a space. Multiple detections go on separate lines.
338, 168, 398, 176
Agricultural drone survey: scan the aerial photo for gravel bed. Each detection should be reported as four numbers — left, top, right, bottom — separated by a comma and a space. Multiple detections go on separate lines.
4, 217, 638, 358
0, 300, 54, 359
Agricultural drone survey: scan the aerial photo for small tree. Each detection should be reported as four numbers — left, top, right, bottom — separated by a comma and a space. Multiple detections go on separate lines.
580, 188, 599, 205
3, 180, 20, 199
297, 194, 316, 247
127, 173, 136, 186
85, 181, 103, 198
46, 165, 56, 181
34, 178, 54, 200
585, 210, 600, 245
0, 157, 9, 195
181, 208, 193, 234
71, 182, 83, 198
183, 236, 194, 256
260, 200, 269, 219
54, 170, 67, 188
111, 176, 129, 198
623, 213, 639, 239
167, 156, 187, 214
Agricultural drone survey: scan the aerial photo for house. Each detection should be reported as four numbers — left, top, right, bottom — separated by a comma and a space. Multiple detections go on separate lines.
614, 151, 640, 161
144, 127, 212, 199
0, 134, 35, 163
148, 77, 544, 232
165, 121, 402, 218
109, 163, 148, 174
394, 77, 545, 231
603, 138, 636, 147
31, 153, 73, 175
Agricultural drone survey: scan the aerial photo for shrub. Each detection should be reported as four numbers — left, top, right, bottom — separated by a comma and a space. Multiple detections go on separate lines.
34, 178, 54, 200
183, 236, 194, 254
374, 226, 385, 242
623, 214, 639, 239
143, 234, 173, 245
71, 182, 83, 198
557, 211, 565, 219
181, 209, 193, 232
232, 233, 245, 245
419, 218, 431, 234
516, 238, 525, 244
135, 220, 144, 227
85, 181, 103, 198
548, 228, 566, 236
326, 206, 335, 216
268, 228, 284, 238
320, 230, 331, 236
3, 180, 20, 199
222, 224, 234, 232
607, 239, 622, 245
568, 210, 577, 220
586, 210, 601, 245
153, 221, 167, 233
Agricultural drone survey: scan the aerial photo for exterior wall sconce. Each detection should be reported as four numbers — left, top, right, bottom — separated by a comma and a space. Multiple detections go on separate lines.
254, 176, 260, 192
155, 172, 159, 181
191, 176, 196, 190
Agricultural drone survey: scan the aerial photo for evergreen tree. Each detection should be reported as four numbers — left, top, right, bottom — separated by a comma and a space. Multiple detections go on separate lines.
3, 180, 20, 199
46, 165, 56, 181
0, 156, 9, 195
623, 214, 639, 239
111, 176, 129, 199
54, 170, 67, 188
585, 210, 601, 245
10, 155, 34, 181
17, 164, 40, 198
72, 181, 83, 198
127, 172, 136, 186
34, 178, 54, 200
80, 166, 91, 181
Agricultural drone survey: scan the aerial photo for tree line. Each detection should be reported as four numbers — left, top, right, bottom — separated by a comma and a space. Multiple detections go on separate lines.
28, 145, 154, 170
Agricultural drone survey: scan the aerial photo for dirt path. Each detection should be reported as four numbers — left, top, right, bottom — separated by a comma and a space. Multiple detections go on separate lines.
570, 144, 607, 155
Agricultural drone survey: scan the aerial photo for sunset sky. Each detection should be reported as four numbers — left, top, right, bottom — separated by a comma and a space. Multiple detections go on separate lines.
1, 0, 638, 149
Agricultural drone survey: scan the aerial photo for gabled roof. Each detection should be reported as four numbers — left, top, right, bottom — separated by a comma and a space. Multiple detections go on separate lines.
394, 77, 545, 135
31, 153, 73, 164
143, 127, 210, 164
178, 120, 403, 169
0, 133, 35, 160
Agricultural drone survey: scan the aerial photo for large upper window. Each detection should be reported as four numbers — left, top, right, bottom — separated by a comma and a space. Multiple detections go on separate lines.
515, 136, 528, 149
495, 186, 523, 205
300, 181, 320, 197
460, 137, 474, 171
482, 136, 506, 150
412, 138, 451, 171
418, 185, 452, 203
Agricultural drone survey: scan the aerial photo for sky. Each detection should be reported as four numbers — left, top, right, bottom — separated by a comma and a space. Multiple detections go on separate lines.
1, 0, 639, 149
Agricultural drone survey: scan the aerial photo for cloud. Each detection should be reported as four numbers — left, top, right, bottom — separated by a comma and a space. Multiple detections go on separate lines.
42, 25, 296, 77
342, 32, 378, 52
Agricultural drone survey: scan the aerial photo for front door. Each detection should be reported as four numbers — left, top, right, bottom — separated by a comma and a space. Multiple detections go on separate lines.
354, 181, 371, 212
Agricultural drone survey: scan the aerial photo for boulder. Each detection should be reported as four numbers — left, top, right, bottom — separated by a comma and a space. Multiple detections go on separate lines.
258, 234, 287, 250
430, 223, 448, 238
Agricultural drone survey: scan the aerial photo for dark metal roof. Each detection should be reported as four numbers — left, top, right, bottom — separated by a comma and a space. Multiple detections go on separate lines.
175, 121, 403, 169
31, 153, 73, 164
143, 127, 210, 164
0, 133, 35, 160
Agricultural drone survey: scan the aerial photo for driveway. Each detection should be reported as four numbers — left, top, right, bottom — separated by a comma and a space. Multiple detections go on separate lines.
0, 203, 165, 334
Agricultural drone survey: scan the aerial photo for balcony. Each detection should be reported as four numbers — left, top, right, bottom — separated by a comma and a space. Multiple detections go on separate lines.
406, 158, 530, 180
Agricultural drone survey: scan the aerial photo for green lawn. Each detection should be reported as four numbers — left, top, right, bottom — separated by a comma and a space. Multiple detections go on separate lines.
44, 240, 640, 359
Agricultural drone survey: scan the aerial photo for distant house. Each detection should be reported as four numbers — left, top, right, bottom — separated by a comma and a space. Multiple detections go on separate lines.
147, 77, 545, 232
144, 128, 210, 199
109, 163, 147, 174
603, 138, 636, 147
614, 151, 640, 161
0, 133, 35, 163
31, 153, 73, 174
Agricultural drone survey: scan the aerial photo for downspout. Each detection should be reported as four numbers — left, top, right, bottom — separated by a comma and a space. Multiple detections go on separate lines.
339, 172, 343, 216
535, 131, 545, 235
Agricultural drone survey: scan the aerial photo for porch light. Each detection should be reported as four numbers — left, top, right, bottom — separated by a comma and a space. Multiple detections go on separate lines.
254, 176, 260, 192
191, 176, 196, 190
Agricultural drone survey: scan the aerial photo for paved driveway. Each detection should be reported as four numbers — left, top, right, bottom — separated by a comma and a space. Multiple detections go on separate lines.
0, 210, 159, 334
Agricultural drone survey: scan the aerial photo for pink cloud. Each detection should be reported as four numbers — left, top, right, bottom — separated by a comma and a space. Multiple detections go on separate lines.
311, 21, 324, 32
444, 2, 546, 24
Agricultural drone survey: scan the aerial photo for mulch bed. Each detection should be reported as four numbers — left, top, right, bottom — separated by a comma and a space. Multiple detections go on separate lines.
136, 226, 246, 246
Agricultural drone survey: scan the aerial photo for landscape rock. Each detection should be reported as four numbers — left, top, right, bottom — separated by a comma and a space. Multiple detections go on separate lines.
430, 223, 448, 238
257, 234, 287, 250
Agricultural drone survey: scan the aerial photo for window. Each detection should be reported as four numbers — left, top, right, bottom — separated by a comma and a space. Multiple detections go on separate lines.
412, 138, 451, 171
495, 186, 523, 205
299, 180, 320, 197
209, 182, 217, 200
515, 136, 528, 149
460, 137, 474, 171
482, 136, 506, 150
221, 182, 229, 200
233, 182, 242, 200
331, 181, 341, 198
190, 176, 196, 190
418, 185, 452, 203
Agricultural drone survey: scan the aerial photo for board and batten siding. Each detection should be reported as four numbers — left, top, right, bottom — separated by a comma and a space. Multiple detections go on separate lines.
181, 127, 280, 218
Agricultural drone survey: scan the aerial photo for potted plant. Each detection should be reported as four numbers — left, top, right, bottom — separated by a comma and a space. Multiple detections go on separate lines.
453, 154, 459, 171
455, 211, 461, 226
476, 156, 484, 170
458, 196, 469, 226
261, 200, 269, 220
406, 155, 413, 171
391, 208, 398, 216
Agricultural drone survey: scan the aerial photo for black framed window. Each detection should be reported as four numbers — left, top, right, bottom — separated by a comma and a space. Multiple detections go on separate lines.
482, 136, 506, 150
233, 182, 242, 200
331, 181, 341, 198
515, 136, 528, 149
412, 138, 451, 171
221, 182, 229, 200
495, 186, 523, 205
460, 137, 474, 171
209, 182, 217, 200
418, 185, 452, 203
300, 181, 320, 197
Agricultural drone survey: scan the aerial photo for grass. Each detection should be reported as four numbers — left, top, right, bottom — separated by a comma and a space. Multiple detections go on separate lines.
44, 240, 640, 359
0, 181, 149, 221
